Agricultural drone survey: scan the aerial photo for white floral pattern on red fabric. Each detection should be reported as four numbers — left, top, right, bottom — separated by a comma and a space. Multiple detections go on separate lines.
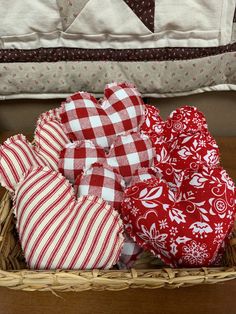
121, 166, 236, 267
141, 105, 220, 172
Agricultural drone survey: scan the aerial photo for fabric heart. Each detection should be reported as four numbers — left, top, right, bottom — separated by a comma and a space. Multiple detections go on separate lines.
128, 167, 159, 187
141, 104, 164, 136
117, 232, 143, 269
162, 106, 208, 142
0, 134, 49, 192
154, 162, 184, 195
141, 105, 210, 148
59, 132, 155, 184
121, 166, 235, 267
34, 109, 70, 170
60, 82, 145, 148
74, 163, 126, 210
168, 131, 220, 170
13, 166, 124, 270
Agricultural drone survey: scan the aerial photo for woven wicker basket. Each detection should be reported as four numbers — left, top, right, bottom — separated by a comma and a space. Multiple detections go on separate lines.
0, 190, 236, 292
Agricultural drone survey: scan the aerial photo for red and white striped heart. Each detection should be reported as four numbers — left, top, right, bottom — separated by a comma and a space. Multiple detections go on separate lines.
0, 134, 50, 192
0, 114, 70, 193
34, 108, 70, 170
13, 166, 124, 270
60, 82, 145, 148
121, 166, 235, 267
59, 132, 155, 184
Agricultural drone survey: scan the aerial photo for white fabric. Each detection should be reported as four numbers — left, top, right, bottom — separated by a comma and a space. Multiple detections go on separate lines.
0, 0, 62, 36
154, 0, 236, 45
65, 0, 151, 35
0, 0, 235, 48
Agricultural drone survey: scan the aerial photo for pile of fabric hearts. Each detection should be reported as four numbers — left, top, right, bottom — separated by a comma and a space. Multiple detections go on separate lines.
0, 82, 235, 270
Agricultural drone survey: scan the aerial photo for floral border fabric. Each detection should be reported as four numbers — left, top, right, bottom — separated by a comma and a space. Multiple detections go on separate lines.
0, 52, 235, 99
0, 0, 235, 98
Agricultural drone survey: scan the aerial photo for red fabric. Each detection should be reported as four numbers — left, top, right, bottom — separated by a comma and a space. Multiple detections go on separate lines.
59, 140, 106, 183
117, 232, 143, 269
74, 163, 126, 210
14, 166, 124, 270
0, 134, 49, 192
34, 113, 70, 170
142, 105, 210, 145
121, 166, 235, 267
142, 105, 220, 171
60, 82, 145, 148
59, 132, 155, 184
168, 131, 220, 171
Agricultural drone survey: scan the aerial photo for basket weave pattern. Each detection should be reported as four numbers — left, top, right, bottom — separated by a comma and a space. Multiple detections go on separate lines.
0, 191, 236, 291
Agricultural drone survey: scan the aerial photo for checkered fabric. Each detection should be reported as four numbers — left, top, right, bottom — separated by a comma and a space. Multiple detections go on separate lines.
74, 163, 126, 210
117, 233, 143, 269
59, 132, 156, 184
59, 141, 106, 183
107, 133, 156, 183
128, 167, 159, 187
60, 82, 145, 148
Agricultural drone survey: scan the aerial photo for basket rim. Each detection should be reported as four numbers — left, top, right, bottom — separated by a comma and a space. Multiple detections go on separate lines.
0, 186, 236, 291
0, 267, 236, 292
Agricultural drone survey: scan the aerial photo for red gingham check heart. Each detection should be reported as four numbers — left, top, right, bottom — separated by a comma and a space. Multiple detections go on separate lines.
74, 163, 126, 210
60, 82, 145, 148
59, 140, 106, 183
59, 132, 156, 184
117, 233, 143, 269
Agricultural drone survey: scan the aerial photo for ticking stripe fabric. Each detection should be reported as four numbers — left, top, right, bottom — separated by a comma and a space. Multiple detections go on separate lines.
34, 110, 70, 170
60, 82, 145, 148
0, 134, 49, 192
13, 166, 124, 270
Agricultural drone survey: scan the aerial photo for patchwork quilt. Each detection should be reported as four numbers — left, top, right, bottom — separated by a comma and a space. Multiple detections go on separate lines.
0, 0, 236, 99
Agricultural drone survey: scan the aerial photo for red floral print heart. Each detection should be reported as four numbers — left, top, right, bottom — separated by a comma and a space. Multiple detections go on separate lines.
121, 166, 235, 267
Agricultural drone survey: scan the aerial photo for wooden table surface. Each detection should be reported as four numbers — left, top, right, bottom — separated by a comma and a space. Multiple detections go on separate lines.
0, 132, 236, 314
0, 281, 235, 314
